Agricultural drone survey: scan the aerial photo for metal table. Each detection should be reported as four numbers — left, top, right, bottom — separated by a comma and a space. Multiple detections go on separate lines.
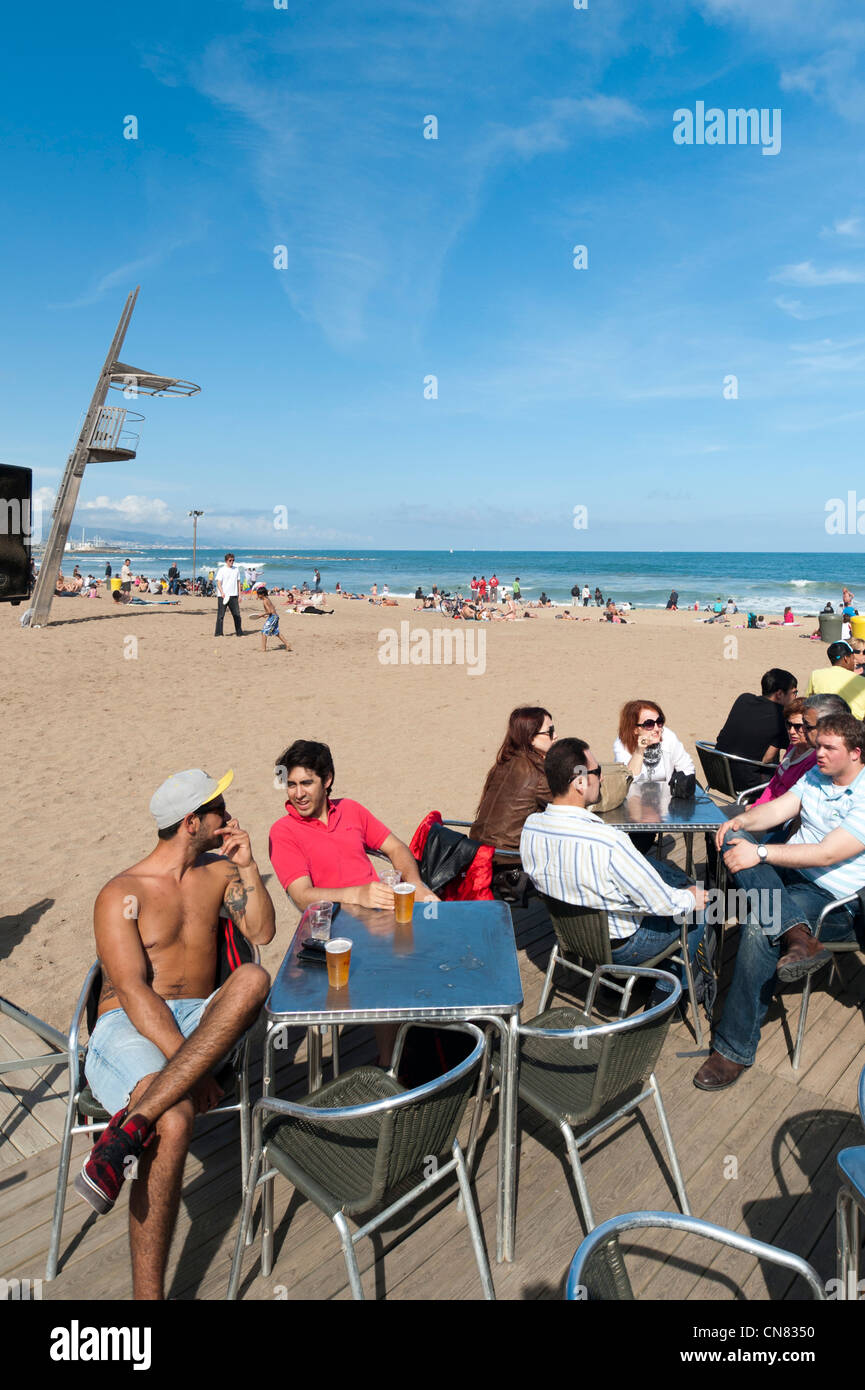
263, 898, 523, 1262
600, 782, 727, 878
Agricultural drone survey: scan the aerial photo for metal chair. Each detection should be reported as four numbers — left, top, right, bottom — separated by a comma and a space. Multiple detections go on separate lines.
566, 1211, 826, 1300
537, 893, 703, 1047
736, 780, 771, 807
500, 966, 690, 1236
227, 1021, 493, 1300
790, 893, 864, 1070
46, 959, 255, 1280
695, 742, 776, 801
835, 1065, 865, 1300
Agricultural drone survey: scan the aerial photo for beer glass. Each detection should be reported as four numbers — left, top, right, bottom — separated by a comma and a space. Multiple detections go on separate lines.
306, 901, 333, 941
325, 938, 352, 989
393, 882, 415, 925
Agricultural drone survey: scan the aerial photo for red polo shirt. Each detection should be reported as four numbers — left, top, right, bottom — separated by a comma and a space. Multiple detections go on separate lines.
269, 797, 391, 892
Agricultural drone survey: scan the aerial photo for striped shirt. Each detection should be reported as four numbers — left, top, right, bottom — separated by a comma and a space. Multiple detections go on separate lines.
788, 766, 865, 899
520, 803, 695, 940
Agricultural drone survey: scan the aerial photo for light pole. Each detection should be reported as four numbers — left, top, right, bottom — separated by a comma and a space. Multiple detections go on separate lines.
188, 510, 203, 593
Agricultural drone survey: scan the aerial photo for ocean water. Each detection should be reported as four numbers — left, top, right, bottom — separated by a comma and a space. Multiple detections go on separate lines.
65, 548, 865, 614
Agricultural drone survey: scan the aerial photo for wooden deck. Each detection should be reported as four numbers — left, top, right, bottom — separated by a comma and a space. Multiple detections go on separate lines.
2, 846, 864, 1302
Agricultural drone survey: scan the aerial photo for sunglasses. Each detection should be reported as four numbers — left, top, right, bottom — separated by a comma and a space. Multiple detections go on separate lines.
539, 725, 555, 737
785, 720, 806, 730
637, 717, 665, 730
203, 799, 227, 820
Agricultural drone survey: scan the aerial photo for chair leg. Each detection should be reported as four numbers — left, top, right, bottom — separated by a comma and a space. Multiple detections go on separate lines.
227, 1147, 265, 1300
453, 1141, 495, 1300
792, 973, 815, 1070
333, 1212, 364, 1300
684, 831, 694, 878
538, 945, 559, 1013
561, 1124, 596, 1232
836, 1188, 854, 1299
236, 1051, 254, 1245
330, 1025, 340, 1078
649, 1073, 691, 1216
679, 933, 704, 1049
46, 1091, 79, 1280
463, 1028, 492, 1184
261, 1168, 276, 1278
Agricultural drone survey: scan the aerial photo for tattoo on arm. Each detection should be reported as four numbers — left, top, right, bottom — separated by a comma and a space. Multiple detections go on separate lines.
225, 875, 254, 926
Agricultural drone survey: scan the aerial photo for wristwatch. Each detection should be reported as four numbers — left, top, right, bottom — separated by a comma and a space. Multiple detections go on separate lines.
756, 844, 769, 862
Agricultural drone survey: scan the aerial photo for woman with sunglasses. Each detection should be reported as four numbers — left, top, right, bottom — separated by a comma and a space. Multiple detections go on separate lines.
470, 706, 556, 853
751, 696, 822, 804
614, 700, 695, 786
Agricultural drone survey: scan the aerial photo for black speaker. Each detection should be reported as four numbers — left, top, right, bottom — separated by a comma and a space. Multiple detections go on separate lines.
0, 463, 33, 605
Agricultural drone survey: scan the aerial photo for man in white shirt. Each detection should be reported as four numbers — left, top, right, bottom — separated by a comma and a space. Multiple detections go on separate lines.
521, 737, 706, 1000
214, 552, 243, 637
120, 559, 133, 594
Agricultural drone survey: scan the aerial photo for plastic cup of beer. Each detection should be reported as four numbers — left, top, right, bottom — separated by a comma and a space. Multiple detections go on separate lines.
325, 938, 352, 989
393, 882, 415, 925
379, 868, 401, 888
307, 901, 333, 941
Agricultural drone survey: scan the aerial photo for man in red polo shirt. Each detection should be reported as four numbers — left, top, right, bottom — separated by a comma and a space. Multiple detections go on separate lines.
269, 739, 435, 909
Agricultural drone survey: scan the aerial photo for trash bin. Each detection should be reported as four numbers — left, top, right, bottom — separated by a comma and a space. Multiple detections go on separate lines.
851, 615, 865, 642
819, 613, 843, 643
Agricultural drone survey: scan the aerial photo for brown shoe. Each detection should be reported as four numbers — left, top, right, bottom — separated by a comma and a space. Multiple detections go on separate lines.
693, 1051, 746, 1091
776, 925, 832, 983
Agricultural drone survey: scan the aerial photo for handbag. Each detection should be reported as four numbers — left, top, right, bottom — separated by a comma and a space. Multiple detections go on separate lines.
669, 771, 696, 800
593, 764, 632, 813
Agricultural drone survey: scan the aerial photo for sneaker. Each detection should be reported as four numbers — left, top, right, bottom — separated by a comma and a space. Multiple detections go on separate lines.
74, 1109, 152, 1215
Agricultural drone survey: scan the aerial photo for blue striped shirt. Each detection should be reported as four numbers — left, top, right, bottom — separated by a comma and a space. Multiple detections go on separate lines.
789, 766, 865, 898
520, 803, 695, 940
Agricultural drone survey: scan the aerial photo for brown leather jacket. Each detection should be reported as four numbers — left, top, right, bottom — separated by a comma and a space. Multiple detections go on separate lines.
470, 753, 551, 852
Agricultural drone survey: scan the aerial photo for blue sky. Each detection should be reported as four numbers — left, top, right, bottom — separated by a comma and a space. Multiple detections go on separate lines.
3, 0, 865, 550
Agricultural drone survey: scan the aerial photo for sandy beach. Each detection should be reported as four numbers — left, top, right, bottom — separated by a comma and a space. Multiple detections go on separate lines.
1, 592, 829, 1027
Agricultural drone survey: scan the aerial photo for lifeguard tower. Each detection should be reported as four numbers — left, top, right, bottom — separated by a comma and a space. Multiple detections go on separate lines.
27, 288, 200, 627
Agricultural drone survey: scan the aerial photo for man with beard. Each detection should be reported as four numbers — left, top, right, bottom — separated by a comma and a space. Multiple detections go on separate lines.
75, 768, 275, 1299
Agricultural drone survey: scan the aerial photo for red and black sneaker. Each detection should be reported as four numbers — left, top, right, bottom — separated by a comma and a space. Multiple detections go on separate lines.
74, 1109, 153, 1215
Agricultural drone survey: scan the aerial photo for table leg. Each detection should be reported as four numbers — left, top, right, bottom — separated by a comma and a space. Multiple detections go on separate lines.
685, 831, 694, 878
263, 1025, 276, 1098
307, 1024, 323, 1091
490, 1013, 519, 1263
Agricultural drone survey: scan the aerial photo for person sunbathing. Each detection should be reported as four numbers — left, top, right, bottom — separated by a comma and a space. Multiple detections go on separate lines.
112, 591, 180, 607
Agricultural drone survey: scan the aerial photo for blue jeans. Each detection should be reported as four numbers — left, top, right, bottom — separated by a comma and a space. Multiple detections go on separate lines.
713, 832, 863, 1066
610, 859, 704, 998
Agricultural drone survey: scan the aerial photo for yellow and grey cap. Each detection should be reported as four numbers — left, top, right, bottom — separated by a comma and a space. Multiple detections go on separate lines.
149, 768, 234, 829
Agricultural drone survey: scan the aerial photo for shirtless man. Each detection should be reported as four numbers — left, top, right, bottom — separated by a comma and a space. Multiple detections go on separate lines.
76, 768, 275, 1300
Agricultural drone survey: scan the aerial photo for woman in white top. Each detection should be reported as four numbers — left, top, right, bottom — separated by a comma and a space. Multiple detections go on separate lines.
613, 699, 695, 785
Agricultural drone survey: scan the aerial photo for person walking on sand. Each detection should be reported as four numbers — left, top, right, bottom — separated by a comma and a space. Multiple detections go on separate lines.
215, 553, 243, 637
257, 587, 291, 653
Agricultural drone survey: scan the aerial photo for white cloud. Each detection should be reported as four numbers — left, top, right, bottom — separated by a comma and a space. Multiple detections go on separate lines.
80, 494, 174, 523
828, 217, 863, 237
771, 260, 865, 287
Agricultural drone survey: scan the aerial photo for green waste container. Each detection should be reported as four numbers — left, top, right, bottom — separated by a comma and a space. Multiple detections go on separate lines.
819, 613, 843, 643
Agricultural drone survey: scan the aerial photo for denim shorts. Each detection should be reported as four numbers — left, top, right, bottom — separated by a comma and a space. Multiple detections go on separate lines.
85, 990, 219, 1116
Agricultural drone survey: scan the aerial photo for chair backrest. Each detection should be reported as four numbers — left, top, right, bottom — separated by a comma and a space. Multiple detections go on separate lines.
271, 1024, 486, 1208
518, 968, 679, 1122
540, 894, 613, 965
695, 742, 737, 799
567, 1211, 826, 1300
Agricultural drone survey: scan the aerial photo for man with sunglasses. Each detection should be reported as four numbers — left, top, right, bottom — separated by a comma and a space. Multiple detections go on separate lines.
74, 768, 275, 1299
521, 738, 706, 999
